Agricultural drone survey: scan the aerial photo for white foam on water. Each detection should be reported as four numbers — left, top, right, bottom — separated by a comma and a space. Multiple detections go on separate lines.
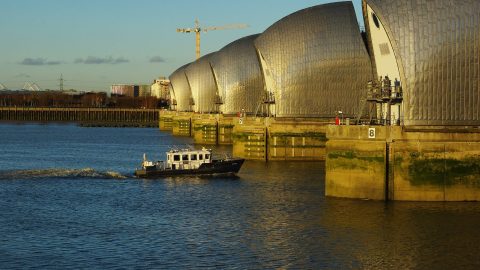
0, 168, 130, 180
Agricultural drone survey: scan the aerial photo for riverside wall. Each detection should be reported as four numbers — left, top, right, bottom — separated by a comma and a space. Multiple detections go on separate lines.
326, 125, 480, 201
0, 107, 159, 127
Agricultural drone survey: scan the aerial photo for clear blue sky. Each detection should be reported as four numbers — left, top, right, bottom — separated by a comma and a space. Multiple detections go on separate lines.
0, 0, 362, 92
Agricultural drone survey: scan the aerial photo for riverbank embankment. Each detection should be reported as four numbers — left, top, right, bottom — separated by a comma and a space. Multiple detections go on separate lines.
0, 107, 159, 127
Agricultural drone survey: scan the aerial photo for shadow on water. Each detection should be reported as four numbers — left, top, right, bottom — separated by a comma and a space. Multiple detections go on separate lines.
137, 173, 241, 188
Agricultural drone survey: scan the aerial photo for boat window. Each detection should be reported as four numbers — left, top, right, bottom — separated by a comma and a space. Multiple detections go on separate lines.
199, 154, 203, 160
191, 154, 197, 160
173, 155, 180, 161
205, 154, 210, 160
182, 154, 189, 161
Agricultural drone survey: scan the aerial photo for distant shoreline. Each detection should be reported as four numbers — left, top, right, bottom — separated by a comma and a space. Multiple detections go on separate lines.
0, 107, 159, 128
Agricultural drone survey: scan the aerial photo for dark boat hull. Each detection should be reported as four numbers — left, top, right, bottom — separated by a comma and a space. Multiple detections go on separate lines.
134, 159, 245, 178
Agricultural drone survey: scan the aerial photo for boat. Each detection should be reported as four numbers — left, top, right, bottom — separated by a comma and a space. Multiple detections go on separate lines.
134, 147, 245, 178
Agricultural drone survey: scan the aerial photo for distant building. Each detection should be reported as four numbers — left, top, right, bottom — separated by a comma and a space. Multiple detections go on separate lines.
110, 84, 151, 97
151, 78, 170, 99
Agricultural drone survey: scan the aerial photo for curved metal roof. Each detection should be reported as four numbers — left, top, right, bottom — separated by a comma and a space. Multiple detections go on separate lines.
365, 0, 480, 125
185, 52, 219, 113
254, 1, 373, 118
169, 63, 192, 112
210, 34, 265, 115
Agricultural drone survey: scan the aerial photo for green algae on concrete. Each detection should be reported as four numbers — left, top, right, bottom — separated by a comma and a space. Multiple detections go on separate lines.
268, 123, 328, 161
232, 132, 265, 142
390, 139, 480, 201
325, 139, 387, 200
409, 156, 480, 186
269, 131, 327, 140
192, 117, 218, 145
394, 148, 480, 187
232, 122, 267, 160
217, 117, 236, 145
172, 114, 192, 137
328, 150, 384, 165
159, 111, 174, 131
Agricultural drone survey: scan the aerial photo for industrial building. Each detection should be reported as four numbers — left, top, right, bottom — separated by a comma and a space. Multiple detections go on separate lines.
150, 78, 170, 99
110, 84, 152, 97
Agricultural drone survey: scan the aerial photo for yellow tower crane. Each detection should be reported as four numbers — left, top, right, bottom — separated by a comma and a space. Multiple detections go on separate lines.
177, 19, 248, 60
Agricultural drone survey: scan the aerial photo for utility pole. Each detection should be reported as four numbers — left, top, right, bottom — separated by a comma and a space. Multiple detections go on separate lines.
59, 74, 64, 91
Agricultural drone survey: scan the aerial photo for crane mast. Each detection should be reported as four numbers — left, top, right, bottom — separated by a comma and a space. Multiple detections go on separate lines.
177, 19, 248, 60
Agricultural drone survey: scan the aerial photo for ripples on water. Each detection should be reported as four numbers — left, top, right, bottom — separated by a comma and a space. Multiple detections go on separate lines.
1, 123, 480, 269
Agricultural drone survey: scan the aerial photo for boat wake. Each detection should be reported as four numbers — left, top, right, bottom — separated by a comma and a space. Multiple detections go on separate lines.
0, 168, 130, 180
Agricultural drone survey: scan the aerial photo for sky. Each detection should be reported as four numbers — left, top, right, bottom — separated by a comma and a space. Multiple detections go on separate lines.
0, 0, 363, 92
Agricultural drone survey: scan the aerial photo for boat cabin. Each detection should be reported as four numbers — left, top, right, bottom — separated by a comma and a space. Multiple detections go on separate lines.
166, 147, 212, 170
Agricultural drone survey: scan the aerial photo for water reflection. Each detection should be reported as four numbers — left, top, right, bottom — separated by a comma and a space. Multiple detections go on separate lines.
320, 199, 480, 269
2, 124, 480, 269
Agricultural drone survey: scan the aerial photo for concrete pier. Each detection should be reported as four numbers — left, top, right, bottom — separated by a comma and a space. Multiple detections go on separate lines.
159, 110, 174, 131
191, 115, 237, 145
268, 119, 328, 161
172, 112, 193, 137
326, 125, 480, 201
232, 118, 268, 160
218, 116, 235, 145
192, 114, 219, 145
231, 117, 329, 161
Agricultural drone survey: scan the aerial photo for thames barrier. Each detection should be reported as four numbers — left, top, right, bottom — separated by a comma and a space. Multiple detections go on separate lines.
160, 0, 480, 201
3, 0, 479, 201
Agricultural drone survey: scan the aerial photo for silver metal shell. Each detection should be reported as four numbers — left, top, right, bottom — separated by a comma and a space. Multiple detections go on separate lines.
185, 53, 219, 113
210, 34, 265, 115
254, 2, 373, 118
169, 63, 192, 112
364, 0, 480, 126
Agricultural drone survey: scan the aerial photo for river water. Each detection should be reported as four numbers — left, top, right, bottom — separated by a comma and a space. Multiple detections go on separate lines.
1, 123, 480, 269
